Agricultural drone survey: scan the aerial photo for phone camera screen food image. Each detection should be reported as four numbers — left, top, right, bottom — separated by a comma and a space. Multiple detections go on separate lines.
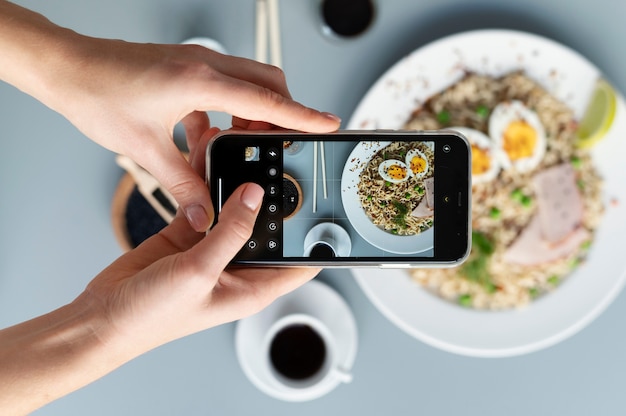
208, 132, 470, 265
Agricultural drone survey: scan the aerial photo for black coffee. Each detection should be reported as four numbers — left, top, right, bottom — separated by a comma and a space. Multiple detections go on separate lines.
321, 0, 375, 38
269, 324, 326, 380
309, 243, 336, 258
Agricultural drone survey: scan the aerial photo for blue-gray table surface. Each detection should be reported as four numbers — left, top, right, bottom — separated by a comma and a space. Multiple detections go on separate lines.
2, 0, 626, 415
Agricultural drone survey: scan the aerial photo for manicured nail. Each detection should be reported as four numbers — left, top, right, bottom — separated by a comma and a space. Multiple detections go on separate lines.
241, 183, 264, 211
322, 112, 342, 124
185, 204, 210, 231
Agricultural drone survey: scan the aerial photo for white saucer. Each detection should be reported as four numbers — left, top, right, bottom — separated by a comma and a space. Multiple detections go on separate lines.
234, 279, 358, 401
303, 222, 352, 257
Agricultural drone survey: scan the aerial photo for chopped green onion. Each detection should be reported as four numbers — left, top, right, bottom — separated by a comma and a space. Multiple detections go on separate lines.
570, 156, 582, 169
385, 181, 392, 187
405, 192, 412, 198
529, 287, 540, 298
489, 207, 501, 219
367, 195, 373, 201
577, 179, 585, 190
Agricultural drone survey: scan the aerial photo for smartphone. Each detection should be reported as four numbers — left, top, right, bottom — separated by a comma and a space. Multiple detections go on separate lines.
206, 130, 471, 267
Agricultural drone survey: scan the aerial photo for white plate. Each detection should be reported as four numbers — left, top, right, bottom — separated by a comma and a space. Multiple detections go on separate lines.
340, 141, 434, 254
348, 29, 626, 357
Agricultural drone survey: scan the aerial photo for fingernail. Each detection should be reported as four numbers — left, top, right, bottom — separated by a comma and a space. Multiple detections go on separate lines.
185, 204, 210, 231
241, 183, 264, 211
322, 112, 342, 124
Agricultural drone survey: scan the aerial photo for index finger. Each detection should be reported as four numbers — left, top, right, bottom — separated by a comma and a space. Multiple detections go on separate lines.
200, 74, 341, 132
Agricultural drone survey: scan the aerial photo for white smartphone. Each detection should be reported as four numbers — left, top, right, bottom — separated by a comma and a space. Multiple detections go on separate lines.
206, 130, 471, 268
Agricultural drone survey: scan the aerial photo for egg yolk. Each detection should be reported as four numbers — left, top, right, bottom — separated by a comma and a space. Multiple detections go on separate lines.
386, 164, 407, 180
410, 156, 427, 174
471, 144, 491, 175
503, 120, 537, 160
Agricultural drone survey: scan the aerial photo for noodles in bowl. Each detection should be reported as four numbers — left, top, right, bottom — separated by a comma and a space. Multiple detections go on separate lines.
357, 141, 435, 237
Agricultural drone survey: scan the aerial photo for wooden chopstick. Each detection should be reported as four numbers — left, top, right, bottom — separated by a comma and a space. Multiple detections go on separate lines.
256, 0, 282, 68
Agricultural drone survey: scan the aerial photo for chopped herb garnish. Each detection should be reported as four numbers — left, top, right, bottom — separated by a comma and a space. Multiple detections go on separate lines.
460, 232, 496, 291
391, 200, 410, 229
472, 231, 494, 255
405, 192, 412, 198
489, 207, 501, 219
570, 156, 582, 169
529, 287, 540, 298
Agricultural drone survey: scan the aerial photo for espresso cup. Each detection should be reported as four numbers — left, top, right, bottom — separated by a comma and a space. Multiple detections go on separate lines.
303, 236, 338, 258
262, 314, 352, 391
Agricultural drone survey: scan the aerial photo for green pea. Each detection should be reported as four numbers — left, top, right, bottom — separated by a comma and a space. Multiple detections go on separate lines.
437, 110, 451, 125
476, 104, 490, 119
458, 294, 472, 307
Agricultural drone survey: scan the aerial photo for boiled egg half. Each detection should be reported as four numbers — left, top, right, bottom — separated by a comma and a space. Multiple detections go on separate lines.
405, 148, 430, 179
450, 126, 500, 184
378, 159, 409, 183
489, 100, 546, 173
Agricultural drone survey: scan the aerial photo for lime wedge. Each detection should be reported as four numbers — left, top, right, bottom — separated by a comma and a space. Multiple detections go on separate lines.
575, 78, 617, 148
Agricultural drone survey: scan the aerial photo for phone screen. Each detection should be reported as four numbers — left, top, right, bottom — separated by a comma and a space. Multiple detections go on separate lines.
208, 131, 470, 266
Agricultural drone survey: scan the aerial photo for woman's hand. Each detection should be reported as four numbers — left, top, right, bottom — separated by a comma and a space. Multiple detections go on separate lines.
0, 127, 320, 414
0, 1, 340, 231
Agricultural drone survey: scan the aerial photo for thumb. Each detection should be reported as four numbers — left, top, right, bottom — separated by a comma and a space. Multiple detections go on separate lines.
183, 182, 264, 276
141, 145, 214, 232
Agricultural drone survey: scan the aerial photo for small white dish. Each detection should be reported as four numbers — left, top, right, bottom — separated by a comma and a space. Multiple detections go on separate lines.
235, 280, 358, 401
303, 222, 352, 257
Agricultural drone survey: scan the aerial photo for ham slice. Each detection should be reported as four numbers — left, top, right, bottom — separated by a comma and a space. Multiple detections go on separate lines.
504, 162, 588, 266
411, 177, 435, 218
533, 163, 584, 243
424, 177, 435, 208
411, 197, 433, 217
503, 214, 590, 266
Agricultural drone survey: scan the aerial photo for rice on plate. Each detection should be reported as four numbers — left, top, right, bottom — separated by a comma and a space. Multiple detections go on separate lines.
405, 72, 604, 310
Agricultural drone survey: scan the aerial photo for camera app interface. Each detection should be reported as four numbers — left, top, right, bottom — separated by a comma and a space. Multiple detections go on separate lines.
235, 139, 436, 259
